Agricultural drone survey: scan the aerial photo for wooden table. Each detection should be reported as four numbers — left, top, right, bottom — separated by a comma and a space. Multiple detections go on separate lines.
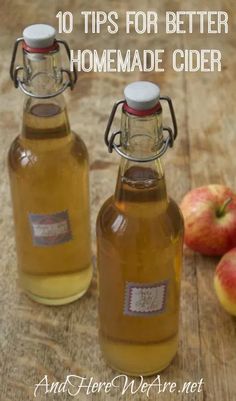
0, 1, 235, 400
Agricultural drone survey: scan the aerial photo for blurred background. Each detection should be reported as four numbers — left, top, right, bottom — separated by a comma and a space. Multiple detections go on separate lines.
0, 1, 235, 400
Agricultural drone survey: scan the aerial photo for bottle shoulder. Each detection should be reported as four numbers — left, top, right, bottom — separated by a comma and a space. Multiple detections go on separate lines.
97, 195, 184, 239
8, 131, 88, 171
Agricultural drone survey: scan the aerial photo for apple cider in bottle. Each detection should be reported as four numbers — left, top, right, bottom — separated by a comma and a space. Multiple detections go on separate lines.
97, 81, 184, 375
8, 25, 92, 305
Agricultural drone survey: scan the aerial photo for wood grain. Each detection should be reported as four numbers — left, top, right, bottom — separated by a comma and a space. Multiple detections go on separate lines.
0, 1, 235, 400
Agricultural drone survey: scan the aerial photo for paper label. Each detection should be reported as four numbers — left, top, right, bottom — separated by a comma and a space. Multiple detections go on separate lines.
29, 210, 72, 246
124, 281, 168, 316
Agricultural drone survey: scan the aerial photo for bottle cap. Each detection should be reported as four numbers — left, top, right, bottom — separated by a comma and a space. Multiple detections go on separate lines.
124, 81, 160, 111
23, 24, 56, 49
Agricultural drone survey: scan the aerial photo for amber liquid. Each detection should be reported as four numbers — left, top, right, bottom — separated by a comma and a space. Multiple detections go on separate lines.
97, 164, 184, 375
8, 102, 92, 305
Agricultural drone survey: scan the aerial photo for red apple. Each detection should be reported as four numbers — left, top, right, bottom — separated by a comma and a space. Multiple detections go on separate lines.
214, 248, 236, 315
180, 185, 236, 256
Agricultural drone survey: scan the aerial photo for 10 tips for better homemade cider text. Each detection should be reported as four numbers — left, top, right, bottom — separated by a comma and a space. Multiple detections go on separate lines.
56, 10, 229, 73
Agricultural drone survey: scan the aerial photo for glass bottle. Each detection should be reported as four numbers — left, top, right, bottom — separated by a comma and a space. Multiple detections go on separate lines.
97, 81, 184, 375
8, 24, 92, 305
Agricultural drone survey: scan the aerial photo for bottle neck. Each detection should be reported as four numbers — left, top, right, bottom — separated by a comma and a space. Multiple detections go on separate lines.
23, 48, 63, 96
21, 49, 70, 140
114, 109, 168, 210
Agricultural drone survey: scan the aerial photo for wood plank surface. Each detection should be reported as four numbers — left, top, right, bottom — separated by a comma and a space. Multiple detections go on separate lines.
0, 1, 235, 400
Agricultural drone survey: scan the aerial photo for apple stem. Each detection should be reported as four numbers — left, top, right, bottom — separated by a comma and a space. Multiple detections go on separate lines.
216, 197, 232, 217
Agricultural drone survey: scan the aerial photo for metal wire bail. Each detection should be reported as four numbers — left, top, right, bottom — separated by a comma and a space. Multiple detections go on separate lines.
104, 96, 178, 163
9, 37, 77, 98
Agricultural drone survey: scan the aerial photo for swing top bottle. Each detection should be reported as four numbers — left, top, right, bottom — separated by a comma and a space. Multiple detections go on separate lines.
8, 24, 92, 305
97, 81, 184, 375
